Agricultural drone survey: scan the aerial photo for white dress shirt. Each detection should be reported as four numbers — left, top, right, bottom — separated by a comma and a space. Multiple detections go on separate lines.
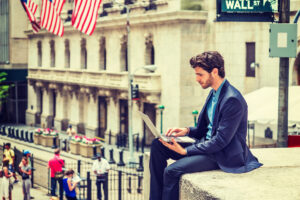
92, 158, 110, 176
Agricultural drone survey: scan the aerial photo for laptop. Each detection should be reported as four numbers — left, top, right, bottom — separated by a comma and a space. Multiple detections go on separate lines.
137, 111, 195, 143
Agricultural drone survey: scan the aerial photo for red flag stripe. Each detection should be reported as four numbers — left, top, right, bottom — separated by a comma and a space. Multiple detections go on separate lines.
21, 0, 40, 33
86, 0, 101, 35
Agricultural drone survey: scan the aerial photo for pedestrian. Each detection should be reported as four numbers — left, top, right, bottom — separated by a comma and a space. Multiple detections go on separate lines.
62, 169, 78, 200
92, 153, 110, 200
1, 158, 13, 200
149, 51, 263, 200
66, 125, 76, 151
3, 143, 19, 184
48, 148, 64, 200
19, 151, 32, 200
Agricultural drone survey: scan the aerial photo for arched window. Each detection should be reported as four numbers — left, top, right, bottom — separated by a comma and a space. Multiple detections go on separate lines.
50, 40, 55, 67
37, 41, 42, 67
99, 37, 106, 70
65, 39, 70, 68
120, 35, 128, 71
81, 39, 87, 69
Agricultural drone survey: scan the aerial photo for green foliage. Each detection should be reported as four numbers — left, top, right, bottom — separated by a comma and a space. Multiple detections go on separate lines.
181, 0, 202, 11
0, 72, 10, 103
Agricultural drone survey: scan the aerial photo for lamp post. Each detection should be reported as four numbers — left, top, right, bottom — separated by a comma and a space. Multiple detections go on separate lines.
158, 105, 165, 134
192, 110, 199, 127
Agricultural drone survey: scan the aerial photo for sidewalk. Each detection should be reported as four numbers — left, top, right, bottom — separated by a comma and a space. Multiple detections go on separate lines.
0, 181, 49, 200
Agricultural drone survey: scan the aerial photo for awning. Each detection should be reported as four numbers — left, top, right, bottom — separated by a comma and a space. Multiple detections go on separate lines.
244, 86, 300, 124
0, 69, 28, 82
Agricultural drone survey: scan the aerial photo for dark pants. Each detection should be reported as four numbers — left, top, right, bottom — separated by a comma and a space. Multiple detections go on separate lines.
65, 196, 77, 200
150, 138, 219, 200
96, 175, 108, 200
51, 177, 63, 200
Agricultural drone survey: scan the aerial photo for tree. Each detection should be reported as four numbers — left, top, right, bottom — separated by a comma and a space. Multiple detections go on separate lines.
0, 72, 10, 106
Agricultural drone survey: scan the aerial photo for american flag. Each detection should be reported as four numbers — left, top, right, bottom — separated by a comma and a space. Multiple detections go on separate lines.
20, 0, 40, 33
40, 0, 65, 37
72, 0, 102, 35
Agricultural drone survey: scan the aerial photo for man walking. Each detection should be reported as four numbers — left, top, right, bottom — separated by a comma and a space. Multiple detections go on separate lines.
92, 153, 110, 200
48, 149, 64, 200
4, 143, 19, 184
149, 51, 263, 200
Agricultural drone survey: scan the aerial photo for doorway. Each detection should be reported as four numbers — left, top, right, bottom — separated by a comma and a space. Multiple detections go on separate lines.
98, 96, 107, 138
119, 100, 128, 134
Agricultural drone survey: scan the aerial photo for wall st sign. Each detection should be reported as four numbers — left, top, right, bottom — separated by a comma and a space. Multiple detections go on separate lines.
221, 0, 277, 13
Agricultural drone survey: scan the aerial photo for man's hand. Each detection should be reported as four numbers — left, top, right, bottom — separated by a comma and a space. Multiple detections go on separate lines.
165, 127, 189, 137
159, 138, 187, 155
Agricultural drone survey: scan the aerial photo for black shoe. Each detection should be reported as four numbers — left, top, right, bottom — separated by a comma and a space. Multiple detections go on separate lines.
30, 197, 34, 199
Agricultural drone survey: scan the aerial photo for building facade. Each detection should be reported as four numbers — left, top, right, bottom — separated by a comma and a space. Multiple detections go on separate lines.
0, 0, 29, 124
26, 0, 300, 144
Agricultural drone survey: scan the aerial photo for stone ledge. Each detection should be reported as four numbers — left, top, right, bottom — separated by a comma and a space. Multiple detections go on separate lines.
180, 148, 300, 200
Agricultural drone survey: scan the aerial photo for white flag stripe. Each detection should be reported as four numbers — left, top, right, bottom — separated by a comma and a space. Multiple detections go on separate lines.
40, 0, 64, 36
79, 0, 93, 31
72, 0, 102, 35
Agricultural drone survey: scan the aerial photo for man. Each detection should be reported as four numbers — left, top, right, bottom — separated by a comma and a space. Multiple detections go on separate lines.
48, 148, 64, 200
66, 125, 76, 152
150, 51, 263, 200
3, 143, 19, 184
92, 153, 110, 200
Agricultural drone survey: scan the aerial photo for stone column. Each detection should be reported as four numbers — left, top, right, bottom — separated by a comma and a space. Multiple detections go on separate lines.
26, 81, 37, 126
85, 89, 98, 138
54, 86, 64, 131
69, 86, 80, 133
41, 86, 52, 128
105, 90, 120, 144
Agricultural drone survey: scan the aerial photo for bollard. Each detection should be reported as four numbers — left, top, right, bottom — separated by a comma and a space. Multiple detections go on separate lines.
2, 126, 6, 136
15, 128, 20, 139
108, 148, 116, 164
62, 139, 67, 151
25, 131, 29, 142
92, 145, 97, 160
51, 137, 57, 149
141, 136, 145, 153
109, 130, 112, 145
11, 127, 15, 138
77, 160, 81, 175
20, 129, 24, 141
127, 176, 132, 193
117, 149, 125, 166
137, 176, 143, 193
87, 171, 92, 200
8, 127, 11, 137
29, 132, 34, 143
136, 134, 139, 152
136, 155, 144, 172
101, 147, 105, 159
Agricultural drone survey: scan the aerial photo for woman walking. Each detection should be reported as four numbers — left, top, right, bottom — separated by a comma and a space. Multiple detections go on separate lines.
1, 158, 13, 200
63, 169, 78, 200
19, 152, 32, 200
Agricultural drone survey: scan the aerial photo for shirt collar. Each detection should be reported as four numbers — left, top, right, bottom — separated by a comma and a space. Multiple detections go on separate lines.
213, 79, 226, 98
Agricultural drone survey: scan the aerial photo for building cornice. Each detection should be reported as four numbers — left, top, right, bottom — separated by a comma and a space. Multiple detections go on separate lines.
25, 10, 208, 38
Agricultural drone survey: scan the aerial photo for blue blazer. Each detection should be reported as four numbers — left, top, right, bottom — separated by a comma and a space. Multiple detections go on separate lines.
186, 80, 262, 173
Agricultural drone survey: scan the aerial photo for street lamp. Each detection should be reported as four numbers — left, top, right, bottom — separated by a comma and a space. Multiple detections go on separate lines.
192, 110, 199, 127
157, 105, 165, 134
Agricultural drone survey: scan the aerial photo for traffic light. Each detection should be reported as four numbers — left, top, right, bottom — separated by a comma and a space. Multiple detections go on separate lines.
131, 84, 139, 100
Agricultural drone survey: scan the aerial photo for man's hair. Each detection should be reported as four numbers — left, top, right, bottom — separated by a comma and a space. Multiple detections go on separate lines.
54, 148, 60, 155
65, 169, 74, 176
189, 51, 225, 78
5, 143, 11, 147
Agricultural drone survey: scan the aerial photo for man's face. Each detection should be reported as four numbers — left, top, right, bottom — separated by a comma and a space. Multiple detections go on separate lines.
5, 145, 9, 150
194, 67, 214, 89
98, 157, 101, 161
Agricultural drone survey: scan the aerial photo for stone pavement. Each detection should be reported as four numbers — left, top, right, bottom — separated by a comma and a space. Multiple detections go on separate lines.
1, 180, 49, 200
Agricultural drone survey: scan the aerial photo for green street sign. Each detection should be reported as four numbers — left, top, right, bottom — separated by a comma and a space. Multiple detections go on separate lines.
221, 0, 278, 13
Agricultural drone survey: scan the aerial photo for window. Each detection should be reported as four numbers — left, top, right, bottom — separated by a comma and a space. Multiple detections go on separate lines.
50, 40, 55, 67
145, 43, 155, 65
37, 41, 42, 67
99, 37, 106, 70
246, 42, 255, 77
120, 35, 128, 71
0, 0, 9, 64
65, 39, 70, 68
81, 39, 87, 69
